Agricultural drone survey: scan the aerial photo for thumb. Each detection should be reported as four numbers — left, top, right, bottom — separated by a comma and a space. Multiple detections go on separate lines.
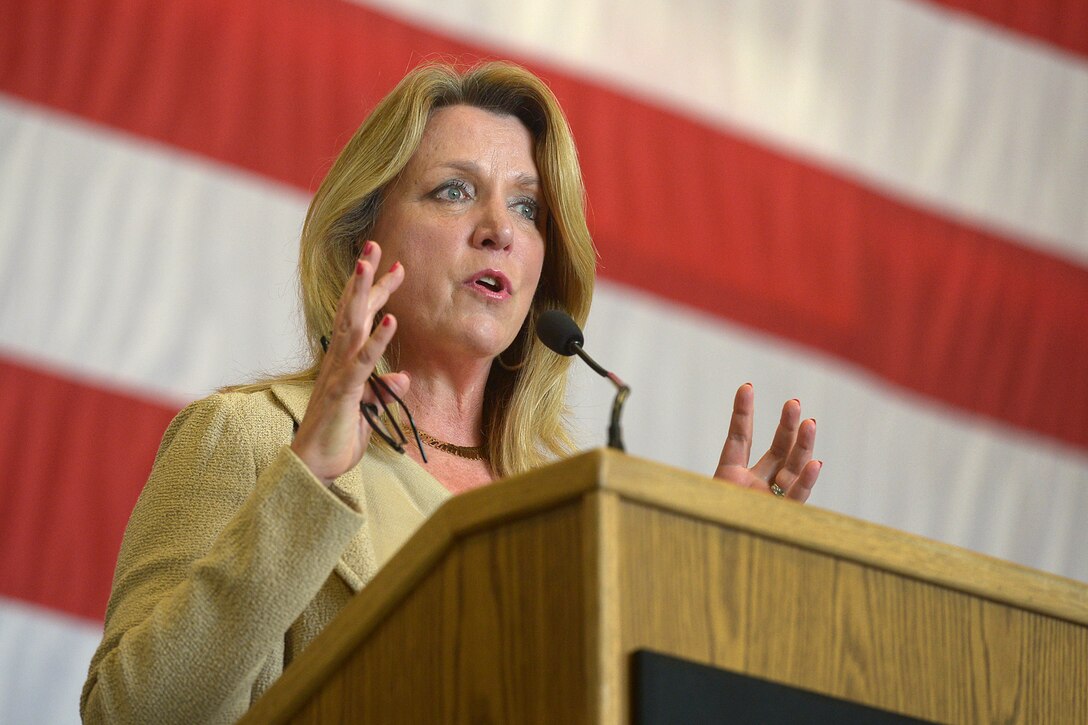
362, 371, 411, 405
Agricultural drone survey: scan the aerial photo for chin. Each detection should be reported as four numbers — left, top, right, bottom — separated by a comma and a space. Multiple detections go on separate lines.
458, 318, 521, 360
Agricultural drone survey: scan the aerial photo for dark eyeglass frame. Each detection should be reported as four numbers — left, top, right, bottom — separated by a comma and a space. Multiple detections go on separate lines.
320, 335, 427, 463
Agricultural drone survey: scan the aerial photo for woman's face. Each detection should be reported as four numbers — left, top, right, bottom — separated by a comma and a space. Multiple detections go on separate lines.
371, 104, 546, 366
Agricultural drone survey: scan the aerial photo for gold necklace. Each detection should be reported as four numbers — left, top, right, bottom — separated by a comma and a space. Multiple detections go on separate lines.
415, 430, 488, 461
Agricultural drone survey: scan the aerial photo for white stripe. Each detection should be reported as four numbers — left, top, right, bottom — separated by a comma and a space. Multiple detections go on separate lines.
2, 98, 1085, 584
358, 0, 1088, 265
0, 96, 309, 402
0, 599, 101, 725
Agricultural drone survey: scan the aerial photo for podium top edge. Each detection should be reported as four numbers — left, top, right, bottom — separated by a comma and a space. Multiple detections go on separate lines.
443, 448, 1088, 626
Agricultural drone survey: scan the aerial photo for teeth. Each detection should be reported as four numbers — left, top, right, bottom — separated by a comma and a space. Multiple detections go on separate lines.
477, 275, 502, 291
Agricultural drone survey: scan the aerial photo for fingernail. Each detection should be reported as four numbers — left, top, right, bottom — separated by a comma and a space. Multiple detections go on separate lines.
790, 398, 800, 405
399, 370, 411, 381
744, 382, 753, 388
381, 314, 393, 327
816, 460, 824, 470
390, 261, 401, 273
355, 260, 364, 276
362, 241, 374, 255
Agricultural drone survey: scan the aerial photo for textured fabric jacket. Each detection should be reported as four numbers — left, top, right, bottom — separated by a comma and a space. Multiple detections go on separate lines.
80, 382, 450, 723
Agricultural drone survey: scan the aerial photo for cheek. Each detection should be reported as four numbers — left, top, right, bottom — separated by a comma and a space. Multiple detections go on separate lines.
526, 264, 543, 298
371, 205, 429, 268
390, 217, 461, 267
525, 243, 546, 293
390, 265, 439, 315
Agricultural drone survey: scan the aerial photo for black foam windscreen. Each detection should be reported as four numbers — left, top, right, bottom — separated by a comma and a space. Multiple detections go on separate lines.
535, 309, 583, 356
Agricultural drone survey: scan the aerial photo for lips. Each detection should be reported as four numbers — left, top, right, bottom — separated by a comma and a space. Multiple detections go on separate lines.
467, 269, 512, 298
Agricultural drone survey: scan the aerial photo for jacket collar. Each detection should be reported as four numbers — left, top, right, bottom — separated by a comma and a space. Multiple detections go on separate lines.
268, 381, 306, 418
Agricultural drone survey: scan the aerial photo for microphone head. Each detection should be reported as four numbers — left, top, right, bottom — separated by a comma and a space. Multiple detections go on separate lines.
536, 309, 583, 356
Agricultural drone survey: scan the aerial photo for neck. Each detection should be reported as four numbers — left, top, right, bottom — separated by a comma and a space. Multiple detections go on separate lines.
392, 352, 493, 448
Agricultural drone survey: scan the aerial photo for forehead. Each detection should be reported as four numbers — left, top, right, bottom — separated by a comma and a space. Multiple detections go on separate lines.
407, 105, 538, 175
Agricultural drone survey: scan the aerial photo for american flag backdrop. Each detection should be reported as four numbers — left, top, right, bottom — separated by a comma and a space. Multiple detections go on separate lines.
1, 0, 1086, 721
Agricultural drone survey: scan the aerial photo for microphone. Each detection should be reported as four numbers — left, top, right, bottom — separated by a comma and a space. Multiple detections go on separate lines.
536, 309, 584, 356
536, 310, 630, 451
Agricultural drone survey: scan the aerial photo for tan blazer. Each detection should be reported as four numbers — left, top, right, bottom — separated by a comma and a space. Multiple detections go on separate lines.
80, 382, 451, 724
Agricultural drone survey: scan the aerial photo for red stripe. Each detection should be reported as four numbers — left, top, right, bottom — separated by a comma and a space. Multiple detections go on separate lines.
1, 0, 480, 192
922, 0, 1088, 59
0, 357, 179, 621
1, 0, 1086, 455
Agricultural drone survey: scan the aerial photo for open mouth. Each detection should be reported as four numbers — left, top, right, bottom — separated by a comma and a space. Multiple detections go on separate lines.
476, 275, 504, 293
469, 270, 511, 295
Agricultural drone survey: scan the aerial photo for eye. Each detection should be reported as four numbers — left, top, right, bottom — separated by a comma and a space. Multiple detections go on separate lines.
512, 197, 539, 221
433, 180, 472, 202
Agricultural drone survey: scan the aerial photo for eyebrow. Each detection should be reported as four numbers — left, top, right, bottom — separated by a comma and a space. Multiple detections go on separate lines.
438, 160, 540, 189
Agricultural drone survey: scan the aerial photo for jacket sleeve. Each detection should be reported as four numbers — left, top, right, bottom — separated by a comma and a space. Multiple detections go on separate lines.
80, 393, 363, 724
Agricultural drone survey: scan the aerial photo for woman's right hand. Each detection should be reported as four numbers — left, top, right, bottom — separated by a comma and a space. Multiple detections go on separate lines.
291, 241, 407, 485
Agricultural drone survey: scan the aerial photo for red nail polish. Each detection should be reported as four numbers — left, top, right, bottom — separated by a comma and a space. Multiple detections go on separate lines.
390, 261, 401, 273
381, 314, 393, 327
355, 260, 364, 276
362, 241, 374, 255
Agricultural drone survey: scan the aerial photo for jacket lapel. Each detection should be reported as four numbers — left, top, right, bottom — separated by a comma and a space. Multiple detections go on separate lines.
270, 382, 377, 593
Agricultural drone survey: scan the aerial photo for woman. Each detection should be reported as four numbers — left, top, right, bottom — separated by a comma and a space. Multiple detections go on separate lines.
81, 61, 819, 723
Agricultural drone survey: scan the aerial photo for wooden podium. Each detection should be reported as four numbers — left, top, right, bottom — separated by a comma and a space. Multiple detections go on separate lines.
242, 449, 1088, 723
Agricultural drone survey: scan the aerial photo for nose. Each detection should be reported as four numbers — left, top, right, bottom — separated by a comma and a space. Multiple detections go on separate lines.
470, 197, 514, 251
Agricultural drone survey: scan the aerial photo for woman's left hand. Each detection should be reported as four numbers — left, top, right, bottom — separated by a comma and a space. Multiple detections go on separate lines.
713, 383, 821, 503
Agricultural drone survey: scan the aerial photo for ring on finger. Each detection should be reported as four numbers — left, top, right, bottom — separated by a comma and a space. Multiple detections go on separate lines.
769, 480, 786, 497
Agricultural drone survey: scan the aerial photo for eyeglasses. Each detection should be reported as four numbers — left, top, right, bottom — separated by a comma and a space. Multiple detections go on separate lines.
320, 335, 427, 463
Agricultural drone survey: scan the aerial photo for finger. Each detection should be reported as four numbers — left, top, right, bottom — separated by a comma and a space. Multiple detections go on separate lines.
329, 243, 405, 358
785, 459, 822, 503
322, 272, 395, 402
350, 240, 390, 326
750, 398, 801, 480
716, 383, 754, 471
364, 259, 405, 321
355, 317, 400, 433
353, 312, 398, 376
321, 312, 399, 415
342, 250, 383, 348
345, 243, 405, 342
329, 254, 377, 359
780, 418, 817, 480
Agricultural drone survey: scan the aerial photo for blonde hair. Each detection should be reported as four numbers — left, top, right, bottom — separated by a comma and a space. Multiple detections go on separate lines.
240, 61, 596, 477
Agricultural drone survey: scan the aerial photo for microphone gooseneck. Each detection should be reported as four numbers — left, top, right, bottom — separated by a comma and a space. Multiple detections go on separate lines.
535, 310, 630, 451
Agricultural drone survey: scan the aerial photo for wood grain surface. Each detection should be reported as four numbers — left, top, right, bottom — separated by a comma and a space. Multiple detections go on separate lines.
241, 449, 1087, 724
292, 501, 590, 723
613, 500, 1087, 723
